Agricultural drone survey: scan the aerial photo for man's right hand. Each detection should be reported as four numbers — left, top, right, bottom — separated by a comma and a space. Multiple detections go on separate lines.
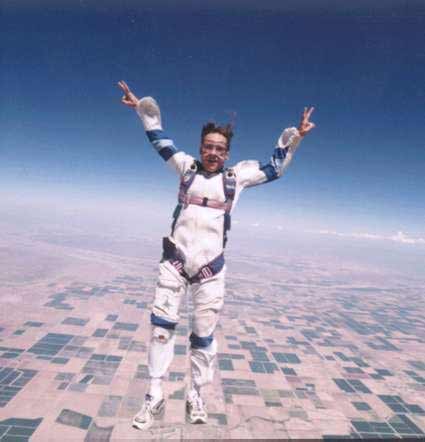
118, 80, 140, 108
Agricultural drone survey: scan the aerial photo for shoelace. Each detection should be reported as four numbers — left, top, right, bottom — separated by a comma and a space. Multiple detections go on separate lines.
192, 395, 205, 414
135, 396, 154, 421
135, 405, 150, 421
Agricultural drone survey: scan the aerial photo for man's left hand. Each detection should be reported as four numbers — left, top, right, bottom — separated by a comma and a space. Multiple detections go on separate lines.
298, 107, 315, 136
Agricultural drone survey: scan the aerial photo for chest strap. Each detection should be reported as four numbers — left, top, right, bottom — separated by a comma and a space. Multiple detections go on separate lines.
177, 163, 235, 213
179, 195, 232, 211
172, 162, 237, 247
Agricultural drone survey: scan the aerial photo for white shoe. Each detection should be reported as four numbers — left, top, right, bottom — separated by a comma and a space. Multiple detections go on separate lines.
186, 390, 207, 424
132, 394, 165, 430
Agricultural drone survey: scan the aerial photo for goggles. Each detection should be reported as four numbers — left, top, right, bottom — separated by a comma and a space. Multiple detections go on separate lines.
201, 143, 228, 156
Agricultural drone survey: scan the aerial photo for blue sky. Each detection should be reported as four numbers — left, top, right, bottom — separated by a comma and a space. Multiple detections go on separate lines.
1, 0, 425, 242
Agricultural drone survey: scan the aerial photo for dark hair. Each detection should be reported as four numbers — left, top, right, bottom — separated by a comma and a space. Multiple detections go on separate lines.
201, 122, 234, 150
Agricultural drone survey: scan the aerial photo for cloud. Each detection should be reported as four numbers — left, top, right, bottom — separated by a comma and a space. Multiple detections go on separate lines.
390, 231, 425, 245
349, 232, 384, 240
307, 229, 425, 245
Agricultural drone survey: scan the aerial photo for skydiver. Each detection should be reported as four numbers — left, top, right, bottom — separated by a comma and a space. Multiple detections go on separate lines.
118, 80, 315, 429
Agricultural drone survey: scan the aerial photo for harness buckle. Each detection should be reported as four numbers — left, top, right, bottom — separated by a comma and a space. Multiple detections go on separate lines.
202, 197, 209, 207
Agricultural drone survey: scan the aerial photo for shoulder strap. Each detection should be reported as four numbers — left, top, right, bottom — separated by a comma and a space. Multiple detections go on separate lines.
171, 161, 198, 235
222, 168, 236, 248
222, 168, 236, 213
178, 161, 198, 205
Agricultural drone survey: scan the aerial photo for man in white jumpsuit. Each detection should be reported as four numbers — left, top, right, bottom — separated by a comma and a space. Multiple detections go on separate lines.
118, 81, 315, 429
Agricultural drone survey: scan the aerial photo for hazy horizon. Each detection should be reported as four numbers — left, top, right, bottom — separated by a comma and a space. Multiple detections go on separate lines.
2, 0, 425, 243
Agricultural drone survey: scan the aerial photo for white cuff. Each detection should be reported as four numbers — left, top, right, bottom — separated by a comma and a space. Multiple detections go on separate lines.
136, 96, 163, 131
277, 127, 302, 152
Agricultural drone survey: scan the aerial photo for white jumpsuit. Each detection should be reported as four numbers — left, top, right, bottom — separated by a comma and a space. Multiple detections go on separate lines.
136, 97, 302, 389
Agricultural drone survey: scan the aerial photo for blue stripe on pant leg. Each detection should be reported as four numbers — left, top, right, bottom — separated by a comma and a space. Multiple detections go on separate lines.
151, 312, 177, 330
190, 332, 213, 349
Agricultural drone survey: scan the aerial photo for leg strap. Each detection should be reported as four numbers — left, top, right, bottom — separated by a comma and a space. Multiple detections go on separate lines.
162, 237, 224, 284
188, 254, 224, 284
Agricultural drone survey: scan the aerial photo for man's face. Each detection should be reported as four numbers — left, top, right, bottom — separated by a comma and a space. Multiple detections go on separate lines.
200, 132, 229, 173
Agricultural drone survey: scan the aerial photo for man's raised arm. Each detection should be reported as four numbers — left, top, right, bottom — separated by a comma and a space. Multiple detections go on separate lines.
118, 80, 194, 176
234, 107, 315, 188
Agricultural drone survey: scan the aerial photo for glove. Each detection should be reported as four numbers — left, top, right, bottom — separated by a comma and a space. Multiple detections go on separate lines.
136, 97, 162, 131
277, 127, 301, 153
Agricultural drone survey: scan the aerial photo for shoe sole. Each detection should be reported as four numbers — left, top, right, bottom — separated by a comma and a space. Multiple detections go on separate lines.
187, 416, 207, 424
186, 402, 207, 424
132, 419, 153, 431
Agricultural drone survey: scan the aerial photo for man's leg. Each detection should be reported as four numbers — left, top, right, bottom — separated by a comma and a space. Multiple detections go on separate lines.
187, 266, 225, 423
133, 261, 187, 430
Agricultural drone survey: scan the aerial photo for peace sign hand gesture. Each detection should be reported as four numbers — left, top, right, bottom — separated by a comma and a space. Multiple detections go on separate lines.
298, 107, 316, 136
118, 80, 140, 108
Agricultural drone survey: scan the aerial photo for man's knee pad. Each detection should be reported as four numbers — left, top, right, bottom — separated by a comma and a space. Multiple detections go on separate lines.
152, 326, 175, 344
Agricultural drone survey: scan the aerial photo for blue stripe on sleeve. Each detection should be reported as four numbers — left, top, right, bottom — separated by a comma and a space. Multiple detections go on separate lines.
260, 163, 279, 182
152, 138, 174, 151
146, 130, 166, 142
159, 146, 177, 161
146, 130, 178, 161
274, 146, 288, 160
